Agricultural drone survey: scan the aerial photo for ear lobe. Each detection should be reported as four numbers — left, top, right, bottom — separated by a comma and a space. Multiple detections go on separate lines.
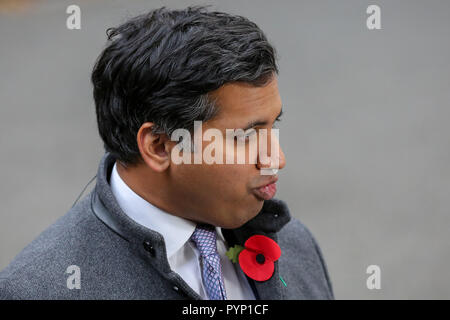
137, 123, 171, 172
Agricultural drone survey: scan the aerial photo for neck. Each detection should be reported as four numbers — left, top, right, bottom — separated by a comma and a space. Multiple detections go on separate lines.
115, 161, 197, 223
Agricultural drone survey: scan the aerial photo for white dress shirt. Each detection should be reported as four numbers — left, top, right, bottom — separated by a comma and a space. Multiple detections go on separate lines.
110, 162, 255, 300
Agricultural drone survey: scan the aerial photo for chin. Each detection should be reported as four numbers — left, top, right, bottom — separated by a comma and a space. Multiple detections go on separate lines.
221, 203, 263, 229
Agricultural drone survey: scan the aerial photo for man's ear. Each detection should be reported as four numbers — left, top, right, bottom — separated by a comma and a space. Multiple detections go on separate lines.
137, 122, 173, 172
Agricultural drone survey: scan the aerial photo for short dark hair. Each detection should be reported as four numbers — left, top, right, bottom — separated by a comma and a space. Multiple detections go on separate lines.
91, 5, 278, 166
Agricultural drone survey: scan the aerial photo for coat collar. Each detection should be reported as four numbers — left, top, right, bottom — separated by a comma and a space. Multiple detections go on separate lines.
91, 152, 291, 300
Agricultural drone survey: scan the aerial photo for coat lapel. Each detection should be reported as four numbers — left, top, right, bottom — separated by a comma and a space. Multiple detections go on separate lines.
244, 234, 284, 300
221, 198, 291, 300
222, 227, 285, 300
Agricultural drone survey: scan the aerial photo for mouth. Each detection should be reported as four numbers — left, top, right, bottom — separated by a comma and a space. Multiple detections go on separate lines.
252, 176, 278, 201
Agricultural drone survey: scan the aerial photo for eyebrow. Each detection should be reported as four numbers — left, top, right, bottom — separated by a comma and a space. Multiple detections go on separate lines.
242, 107, 283, 131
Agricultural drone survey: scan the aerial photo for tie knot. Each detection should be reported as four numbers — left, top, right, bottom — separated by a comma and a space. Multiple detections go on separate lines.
190, 223, 218, 256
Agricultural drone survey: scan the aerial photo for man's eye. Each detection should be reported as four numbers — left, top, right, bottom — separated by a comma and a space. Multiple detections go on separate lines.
235, 129, 256, 141
272, 117, 282, 128
244, 129, 257, 140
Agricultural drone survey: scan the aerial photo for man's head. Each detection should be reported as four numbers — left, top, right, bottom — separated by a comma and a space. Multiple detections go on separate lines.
92, 6, 286, 229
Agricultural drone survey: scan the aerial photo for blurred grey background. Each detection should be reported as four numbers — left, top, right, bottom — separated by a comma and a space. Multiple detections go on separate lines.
1, 0, 449, 299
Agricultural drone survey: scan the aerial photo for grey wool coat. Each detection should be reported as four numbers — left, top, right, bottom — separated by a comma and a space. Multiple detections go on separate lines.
0, 152, 334, 300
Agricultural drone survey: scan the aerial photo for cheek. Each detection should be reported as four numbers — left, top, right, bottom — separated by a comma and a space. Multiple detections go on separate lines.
170, 150, 256, 204
195, 164, 254, 202
218, 165, 258, 204
224, 136, 259, 165
170, 162, 243, 190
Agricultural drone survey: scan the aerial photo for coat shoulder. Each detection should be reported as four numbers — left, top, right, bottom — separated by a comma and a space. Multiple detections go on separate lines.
0, 192, 127, 299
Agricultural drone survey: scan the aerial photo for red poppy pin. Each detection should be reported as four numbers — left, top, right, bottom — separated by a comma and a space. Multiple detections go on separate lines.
226, 234, 282, 282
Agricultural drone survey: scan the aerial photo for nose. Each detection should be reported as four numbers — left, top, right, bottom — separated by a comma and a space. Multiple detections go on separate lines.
256, 129, 286, 172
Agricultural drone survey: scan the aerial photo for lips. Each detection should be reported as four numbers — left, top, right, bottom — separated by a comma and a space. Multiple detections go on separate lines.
252, 177, 278, 201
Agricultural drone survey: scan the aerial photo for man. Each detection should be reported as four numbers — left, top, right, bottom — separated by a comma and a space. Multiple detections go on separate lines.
0, 6, 334, 300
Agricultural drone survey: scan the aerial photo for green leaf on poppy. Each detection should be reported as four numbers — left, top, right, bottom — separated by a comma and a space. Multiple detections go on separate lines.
225, 245, 244, 263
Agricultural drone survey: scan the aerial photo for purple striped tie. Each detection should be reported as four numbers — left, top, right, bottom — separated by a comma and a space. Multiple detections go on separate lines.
190, 223, 227, 300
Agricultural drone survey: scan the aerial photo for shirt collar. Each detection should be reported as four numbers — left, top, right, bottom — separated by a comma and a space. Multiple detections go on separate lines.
110, 162, 225, 258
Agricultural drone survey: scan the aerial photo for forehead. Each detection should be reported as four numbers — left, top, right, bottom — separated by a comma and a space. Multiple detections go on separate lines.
207, 77, 282, 127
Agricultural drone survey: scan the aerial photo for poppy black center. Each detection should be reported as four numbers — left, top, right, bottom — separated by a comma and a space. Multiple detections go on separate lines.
256, 253, 265, 264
